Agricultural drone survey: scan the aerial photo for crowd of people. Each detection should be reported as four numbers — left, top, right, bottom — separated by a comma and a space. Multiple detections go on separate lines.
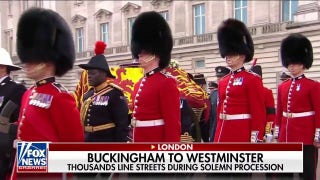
0, 7, 319, 180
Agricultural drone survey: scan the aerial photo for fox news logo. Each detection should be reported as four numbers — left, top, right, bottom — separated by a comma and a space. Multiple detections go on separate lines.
17, 142, 48, 173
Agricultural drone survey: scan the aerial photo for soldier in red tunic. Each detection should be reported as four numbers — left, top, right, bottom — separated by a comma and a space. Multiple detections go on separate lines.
214, 19, 265, 143
275, 34, 320, 180
130, 11, 181, 142
6, 8, 84, 180
250, 65, 276, 179
250, 65, 276, 138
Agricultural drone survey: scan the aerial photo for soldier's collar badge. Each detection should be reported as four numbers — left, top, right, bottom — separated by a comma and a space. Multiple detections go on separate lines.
145, 67, 161, 77
232, 66, 245, 75
36, 77, 55, 87
292, 74, 305, 81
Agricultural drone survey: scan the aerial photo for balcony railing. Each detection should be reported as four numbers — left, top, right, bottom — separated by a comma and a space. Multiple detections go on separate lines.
174, 33, 214, 46
248, 22, 290, 36
176, 36, 194, 45
115, 46, 128, 53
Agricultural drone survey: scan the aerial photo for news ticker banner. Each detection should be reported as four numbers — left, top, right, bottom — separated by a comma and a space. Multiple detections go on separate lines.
17, 142, 302, 173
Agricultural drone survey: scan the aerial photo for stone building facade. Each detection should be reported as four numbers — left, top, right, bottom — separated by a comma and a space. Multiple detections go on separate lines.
1, 0, 320, 98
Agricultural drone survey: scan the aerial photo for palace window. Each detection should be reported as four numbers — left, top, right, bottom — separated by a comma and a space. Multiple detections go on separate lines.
100, 23, 109, 44
234, 0, 247, 24
76, 28, 84, 52
282, 0, 298, 22
193, 4, 206, 35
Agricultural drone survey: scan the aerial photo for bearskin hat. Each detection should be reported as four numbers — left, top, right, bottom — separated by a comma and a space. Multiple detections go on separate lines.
280, 33, 313, 69
217, 18, 254, 62
16, 7, 75, 76
131, 11, 173, 69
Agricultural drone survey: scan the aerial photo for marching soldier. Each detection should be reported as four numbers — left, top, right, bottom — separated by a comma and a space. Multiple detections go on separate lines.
6, 8, 84, 180
275, 34, 320, 180
250, 65, 276, 139
193, 73, 211, 142
79, 41, 129, 143
208, 81, 218, 94
77, 41, 129, 179
130, 11, 181, 142
214, 18, 265, 144
208, 66, 230, 142
213, 17, 266, 180
250, 65, 276, 179
0, 48, 26, 180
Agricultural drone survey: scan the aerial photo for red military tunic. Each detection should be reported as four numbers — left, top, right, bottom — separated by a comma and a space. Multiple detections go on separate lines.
11, 77, 84, 180
264, 87, 276, 134
214, 67, 265, 142
132, 68, 181, 142
276, 74, 320, 145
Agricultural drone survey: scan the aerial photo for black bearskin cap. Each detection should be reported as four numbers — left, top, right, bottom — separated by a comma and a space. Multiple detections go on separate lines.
131, 11, 173, 69
217, 18, 254, 62
16, 7, 75, 76
280, 33, 313, 69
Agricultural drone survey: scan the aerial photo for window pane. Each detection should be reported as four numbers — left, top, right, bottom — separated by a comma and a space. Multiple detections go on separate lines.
235, 9, 241, 20
100, 23, 109, 43
201, 16, 206, 34
235, 0, 240, 8
76, 28, 83, 52
195, 60, 205, 69
242, 8, 247, 24
128, 18, 135, 43
242, 0, 247, 7
282, 0, 289, 21
291, 0, 298, 20
194, 4, 205, 35
79, 39, 82, 52
195, 5, 200, 16
201, 4, 205, 15
195, 17, 200, 35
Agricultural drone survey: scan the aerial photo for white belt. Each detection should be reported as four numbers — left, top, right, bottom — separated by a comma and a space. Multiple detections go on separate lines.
131, 119, 164, 127
283, 111, 315, 118
219, 113, 251, 120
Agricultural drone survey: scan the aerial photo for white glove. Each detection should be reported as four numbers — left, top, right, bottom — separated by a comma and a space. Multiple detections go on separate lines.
314, 128, 320, 143
251, 131, 259, 143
